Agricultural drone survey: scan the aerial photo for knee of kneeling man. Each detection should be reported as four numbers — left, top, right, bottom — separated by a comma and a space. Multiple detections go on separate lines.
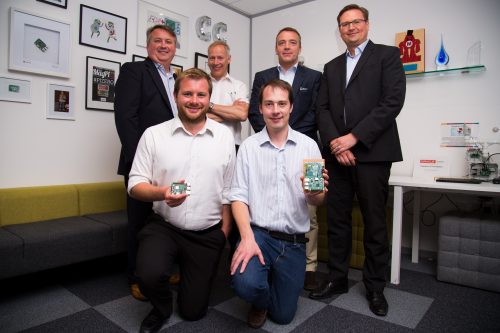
270, 310, 296, 325
179, 307, 207, 321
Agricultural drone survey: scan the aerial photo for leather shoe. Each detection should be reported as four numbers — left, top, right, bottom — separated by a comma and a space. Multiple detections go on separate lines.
309, 280, 348, 299
130, 283, 148, 302
303, 271, 318, 291
366, 291, 388, 316
140, 308, 168, 333
247, 306, 267, 329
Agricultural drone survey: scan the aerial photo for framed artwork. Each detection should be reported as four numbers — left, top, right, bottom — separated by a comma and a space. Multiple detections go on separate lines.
137, 0, 189, 58
396, 28, 425, 74
133, 54, 147, 62
171, 63, 183, 76
195, 52, 209, 73
79, 5, 127, 54
37, 0, 67, 9
46, 84, 75, 120
9, 7, 70, 78
0, 77, 31, 103
85, 56, 121, 111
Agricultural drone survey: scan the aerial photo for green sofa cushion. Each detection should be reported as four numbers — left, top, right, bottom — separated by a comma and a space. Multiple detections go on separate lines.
0, 185, 79, 226
76, 181, 126, 215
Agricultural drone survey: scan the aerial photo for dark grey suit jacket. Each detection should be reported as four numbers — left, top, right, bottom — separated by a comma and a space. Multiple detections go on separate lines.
316, 40, 406, 162
114, 58, 175, 176
248, 65, 321, 142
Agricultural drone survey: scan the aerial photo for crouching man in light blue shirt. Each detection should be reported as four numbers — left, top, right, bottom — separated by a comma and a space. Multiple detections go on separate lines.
229, 79, 327, 328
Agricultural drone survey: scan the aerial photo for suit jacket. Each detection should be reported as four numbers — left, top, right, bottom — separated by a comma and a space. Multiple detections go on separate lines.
114, 58, 175, 176
316, 40, 406, 163
248, 65, 321, 142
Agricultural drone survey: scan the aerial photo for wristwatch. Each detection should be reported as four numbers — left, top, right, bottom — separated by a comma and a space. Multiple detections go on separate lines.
209, 102, 214, 112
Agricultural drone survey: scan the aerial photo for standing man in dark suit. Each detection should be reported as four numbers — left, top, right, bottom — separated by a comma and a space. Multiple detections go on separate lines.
114, 24, 178, 301
248, 27, 322, 291
309, 4, 406, 317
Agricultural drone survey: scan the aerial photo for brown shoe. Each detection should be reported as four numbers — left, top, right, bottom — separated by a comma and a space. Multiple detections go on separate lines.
169, 273, 180, 285
130, 283, 148, 301
303, 271, 318, 291
247, 306, 267, 329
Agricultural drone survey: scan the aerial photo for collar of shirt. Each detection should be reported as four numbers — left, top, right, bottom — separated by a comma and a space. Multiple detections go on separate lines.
171, 116, 215, 137
256, 126, 298, 148
345, 39, 369, 59
154, 62, 174, 76
210, 73, 232, 83
277, 63, 298, 75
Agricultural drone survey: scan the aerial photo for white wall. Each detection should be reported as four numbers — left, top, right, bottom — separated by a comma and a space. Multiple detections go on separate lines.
0, 0, 250, 188
251, 0, 500, 251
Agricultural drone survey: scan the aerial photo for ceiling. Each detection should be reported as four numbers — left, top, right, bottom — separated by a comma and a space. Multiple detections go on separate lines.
210, 0, 316, 18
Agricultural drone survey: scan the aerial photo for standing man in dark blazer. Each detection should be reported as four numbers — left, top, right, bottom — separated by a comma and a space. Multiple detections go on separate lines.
309, 4, 406, 317
114, 24, 178, 301
248, 27, 322, 291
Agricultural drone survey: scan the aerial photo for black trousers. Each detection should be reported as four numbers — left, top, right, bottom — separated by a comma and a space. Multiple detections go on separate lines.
136, 215, 226, 320
124, 176, 153, 284
325, 158, 391, 293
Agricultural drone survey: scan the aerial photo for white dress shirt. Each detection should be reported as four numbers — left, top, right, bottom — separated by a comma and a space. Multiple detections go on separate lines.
128, 117, 236, 231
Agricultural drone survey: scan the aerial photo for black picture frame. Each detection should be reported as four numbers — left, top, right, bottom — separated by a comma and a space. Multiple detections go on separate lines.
85, 56, 121, 111
194, 52, 209, 73
171, 63, 183, 76
132, 54, 147, 62
37, 0, 67, 9
79, 5, 127, 54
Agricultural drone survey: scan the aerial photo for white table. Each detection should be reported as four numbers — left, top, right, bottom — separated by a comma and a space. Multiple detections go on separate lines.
389, 175, 500, 284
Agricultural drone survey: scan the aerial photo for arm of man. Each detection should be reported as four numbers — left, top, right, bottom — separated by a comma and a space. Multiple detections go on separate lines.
114, 62, 142, 170
130, 182, 187, 207
248, 72, 266, 132
230, 201, 265, 275
316, 64, 342, 149
209, 100, 249, 122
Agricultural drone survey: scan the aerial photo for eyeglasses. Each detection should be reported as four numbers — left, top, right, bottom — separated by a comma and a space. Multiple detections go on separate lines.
338, 19, 366, 29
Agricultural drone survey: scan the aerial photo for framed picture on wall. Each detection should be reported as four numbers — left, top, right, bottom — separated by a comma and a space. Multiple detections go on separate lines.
37, 0, 67, 9
194, 52, 209, 73
0, 77, 31, 103
85, 56, 121, 111
132, 54, 147, 62
46, 83, 75, 120
172, 63, 183, 76
9, 7, 70, 78
79, 5, 127, 54
137, 0, 189, 58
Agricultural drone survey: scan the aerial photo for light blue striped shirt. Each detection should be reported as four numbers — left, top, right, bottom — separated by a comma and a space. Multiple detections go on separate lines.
229, 127, 322, 234
155, 63, 178, 116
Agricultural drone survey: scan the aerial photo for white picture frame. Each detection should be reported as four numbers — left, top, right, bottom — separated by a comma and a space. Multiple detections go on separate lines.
9, 7, 70, 78
137, 0, 189, 58
46, 83, 75, 120
86, 56, 121, 111
0, 77, 31, 103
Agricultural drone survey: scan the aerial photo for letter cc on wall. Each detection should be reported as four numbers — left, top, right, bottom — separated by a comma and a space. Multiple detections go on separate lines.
195, 16, 227, 42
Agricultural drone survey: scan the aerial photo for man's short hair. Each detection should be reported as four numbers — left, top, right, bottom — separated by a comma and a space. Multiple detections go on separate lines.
259, 79, 294, 105
337, 4, 369, 24
174, 68, 213, 97
208, 40, 231, 56
146, 24, 177, 44
276, 27, 301, 47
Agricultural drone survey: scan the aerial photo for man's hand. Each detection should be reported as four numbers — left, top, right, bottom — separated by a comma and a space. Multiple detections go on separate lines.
230, 237, 265, 275
335, 150, 356, 166
164, 180, 188, 207
330, 133, 358, 155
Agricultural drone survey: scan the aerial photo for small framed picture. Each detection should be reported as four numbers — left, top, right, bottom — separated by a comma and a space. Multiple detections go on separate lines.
0, 77, 31, 103
172, 63, 183, 76
46, 83, 75, 120
79, 5, 127, 54
132, 54, 146, 62
37, 0, 67, 9
195, 52, 208, 73
9, 7, 70, 78
85, 56, 121, 111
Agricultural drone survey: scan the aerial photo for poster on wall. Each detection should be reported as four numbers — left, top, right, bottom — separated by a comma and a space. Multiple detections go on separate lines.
46, 83, 75, 120
137, 0, 189, 58
85, 56, 120, 111
396, 28, 425, 74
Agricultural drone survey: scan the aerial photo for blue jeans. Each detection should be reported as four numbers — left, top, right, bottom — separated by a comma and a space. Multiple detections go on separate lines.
231, 227, 306, 324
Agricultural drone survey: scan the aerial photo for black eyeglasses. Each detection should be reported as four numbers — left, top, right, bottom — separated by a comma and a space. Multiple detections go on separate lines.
339, 19, 366, 29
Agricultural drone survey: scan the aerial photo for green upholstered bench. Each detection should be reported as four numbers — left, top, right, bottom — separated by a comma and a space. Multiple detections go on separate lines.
0, 182, 127, 280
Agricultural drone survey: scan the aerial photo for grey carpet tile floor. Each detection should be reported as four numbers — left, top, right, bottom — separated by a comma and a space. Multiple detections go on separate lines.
1, 253, 499, 333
